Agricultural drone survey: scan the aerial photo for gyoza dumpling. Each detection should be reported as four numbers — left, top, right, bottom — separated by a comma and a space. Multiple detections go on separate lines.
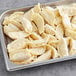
3, 12, 24, 29
7, 38, 29, 53
24, 3, 41, 21
7, 31, 30, 39
28, 35, 50, 48
4, 23, 20, 35
50, 46, 58, 58
34, 50, 52, 62
40, 7, 55, 26
28, 39, 45, 48
62, 14, 71, 28
9, 49, 31, 62
57, 6, 73, 28
21, 17, 33, 33
54, 8, 62, 25
31, 12, 44, 34
24, 9, 34, 21
9, 12, 24, 22
57, 5, 76, 16
27, 47, 45, 55
57, 38, 69, 57
55, 24, 64, 39
13, 55, 37, 64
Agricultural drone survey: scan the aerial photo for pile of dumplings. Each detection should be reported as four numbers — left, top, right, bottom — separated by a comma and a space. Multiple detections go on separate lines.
3, 3, 76, 64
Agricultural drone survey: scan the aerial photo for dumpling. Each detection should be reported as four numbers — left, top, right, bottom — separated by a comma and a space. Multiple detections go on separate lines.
7, 38, 29, 53
27, 47, 45, 55
57, 6, 76, 16
28, 35, 50, 48
34, 50, 51, 62
4, 23, 20, 35
21, 17, 33, 33
3, 12, 24, 29
9, 49, 31, 62
55, 24, 64, 39
7, 31, 30, 39
31, 12, 44, 34
13, 55, 37, 64
57, 38, 69, 57
40, 7, 55, 26
62, 14, 71, 28
50, 46, 58, 58
24, 3, 41, 21
24, 9, 34, 21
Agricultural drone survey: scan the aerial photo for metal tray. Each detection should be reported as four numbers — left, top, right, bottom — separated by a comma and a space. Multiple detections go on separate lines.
0, 0, 76, 71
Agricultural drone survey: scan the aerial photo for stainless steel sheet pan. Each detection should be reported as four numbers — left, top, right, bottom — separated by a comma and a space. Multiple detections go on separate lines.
0, 0, 76, 71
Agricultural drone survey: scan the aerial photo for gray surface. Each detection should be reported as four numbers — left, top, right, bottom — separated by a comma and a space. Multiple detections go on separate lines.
0, 0, 76, 76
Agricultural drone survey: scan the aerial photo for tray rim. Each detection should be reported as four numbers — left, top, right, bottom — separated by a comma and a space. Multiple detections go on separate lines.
0, 0, 76, 71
